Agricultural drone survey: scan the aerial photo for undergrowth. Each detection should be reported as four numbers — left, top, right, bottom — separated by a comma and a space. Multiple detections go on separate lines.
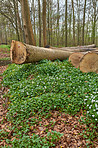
1, 59, 98, 147
0, 45, 10, 50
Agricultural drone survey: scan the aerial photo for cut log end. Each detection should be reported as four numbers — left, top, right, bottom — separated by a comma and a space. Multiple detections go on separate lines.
69, 52, 84, 68
79, 52, 98, 73
10, 40, 26, 64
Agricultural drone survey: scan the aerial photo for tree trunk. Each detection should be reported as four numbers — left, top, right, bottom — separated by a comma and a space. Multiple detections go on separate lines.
92, 1, 96, 44
57, 0, 60, 46
82, 0, 86, 45
47, 0, 50, 45
77, 0, 80, 45
20, 0, 36, 45
38, 0, 41, 46
16, 1, 23, 42
51, 44, 96, 52
13, 0, 20, 41
71, 0, 75, 45
32, 0, 36, 44
68, 5, 72, 46
80, 52, 98, 73
65, 0, 67, 47
43, 0, 47, 47
50, 0, 53, 46
10, 40, 73, 64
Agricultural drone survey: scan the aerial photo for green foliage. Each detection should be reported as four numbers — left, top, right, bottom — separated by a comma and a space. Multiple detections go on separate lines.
1, 131, 63, 148
1, 59, 98, 147
0, 45, 10, 50
0, 57, 10, 60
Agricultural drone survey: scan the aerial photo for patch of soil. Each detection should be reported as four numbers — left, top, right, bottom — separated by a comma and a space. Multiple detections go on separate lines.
0, 53, 10, 59
0, 48, 11, 143
0, 60, 11, 66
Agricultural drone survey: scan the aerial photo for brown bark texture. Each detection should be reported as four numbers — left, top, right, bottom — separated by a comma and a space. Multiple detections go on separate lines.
43, 0, 47, 47
51, 44, 96, 52
10, 40, 73, 64
20, 0, 36, 45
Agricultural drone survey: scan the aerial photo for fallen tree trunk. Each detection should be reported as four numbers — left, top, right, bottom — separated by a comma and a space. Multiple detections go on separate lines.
10, 40, 73, 64
51, 47, 96, 52
79, 52, 98, 73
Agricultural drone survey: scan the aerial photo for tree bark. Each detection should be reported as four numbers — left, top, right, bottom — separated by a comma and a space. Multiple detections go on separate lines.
50, 0, 53, 45
16, 1, 23, 42
57, 0, 60, 46
92, 1, 96, 44
82, 0, 86, 45
51, 44, 96, 52
77, 0, 80, 45
43, 0, 47, 47
10, 40, 73, 64
47, 0, 50, 45
71, 0, 75, 45
32, 0, 36, 43
20, 0, 36, 45
65, 0, 67, 47
13, 0, 20, 41
38, 0, 41, 46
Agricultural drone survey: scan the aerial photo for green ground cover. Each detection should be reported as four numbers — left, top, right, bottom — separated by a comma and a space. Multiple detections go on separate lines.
0, 45, 10, 49
1, 59, 98, 147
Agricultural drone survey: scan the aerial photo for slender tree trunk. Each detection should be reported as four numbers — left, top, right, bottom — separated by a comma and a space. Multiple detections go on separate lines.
38, 0, 41, 46
50, 0, 53, 46
82, 0, 86, 45
47, 0, 50, 45
65, 0, 67, 47
68, 5, 72, 46
43, 0, 47, 47
71, 0, 75, 45
20, 0, 36, 45
57, 0, 59, 46
92, 1, 96, 44
32, 0, 36, 43
77, 0, 80, 45
13, 0, 20, 41
16, 1, 23, 41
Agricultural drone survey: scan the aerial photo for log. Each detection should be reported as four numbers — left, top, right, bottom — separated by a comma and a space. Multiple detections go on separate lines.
69, 52, 84, 68
51, 47, 96, 52
79, 52, 98, 73
10, 40, 73, 64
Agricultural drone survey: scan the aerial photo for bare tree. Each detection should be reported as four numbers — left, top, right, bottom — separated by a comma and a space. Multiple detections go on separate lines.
20, 0, 36, 45
43, 0, 47, 47
38, 0, 41, 46
82, 0, 86, 45
65, 0, 67, 47
71, 0, 75, 45
57, 0, 59, 46
92, 0, 97, 44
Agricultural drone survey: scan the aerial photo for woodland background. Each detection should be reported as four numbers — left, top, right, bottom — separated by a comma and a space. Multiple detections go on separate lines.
0, 0, 98, 47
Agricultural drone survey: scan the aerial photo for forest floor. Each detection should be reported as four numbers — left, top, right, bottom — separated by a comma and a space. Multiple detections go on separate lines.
0, 46, 98, 148
0, 46, 12, 146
